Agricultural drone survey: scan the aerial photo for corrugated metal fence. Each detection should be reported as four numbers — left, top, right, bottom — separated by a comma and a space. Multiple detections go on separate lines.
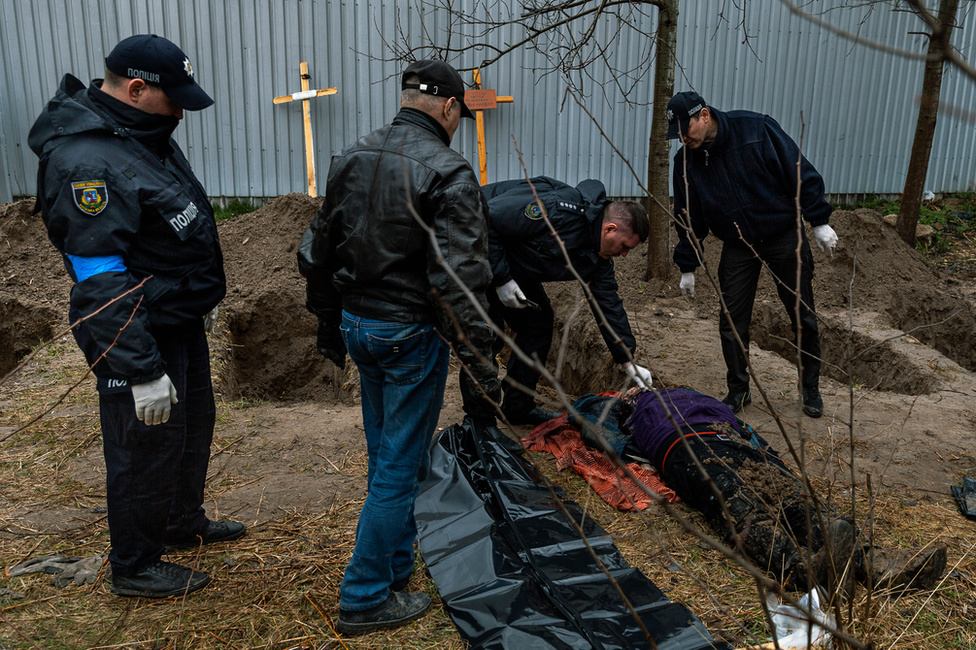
1, 0, 974, 204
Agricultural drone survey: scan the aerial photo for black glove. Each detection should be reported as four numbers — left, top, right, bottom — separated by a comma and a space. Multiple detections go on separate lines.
316, 322, 347, 370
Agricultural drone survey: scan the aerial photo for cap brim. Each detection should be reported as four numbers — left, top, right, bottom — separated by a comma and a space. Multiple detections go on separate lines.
666, 120, 688, 140
459, 101, 475, 120
164, 82, 215, 111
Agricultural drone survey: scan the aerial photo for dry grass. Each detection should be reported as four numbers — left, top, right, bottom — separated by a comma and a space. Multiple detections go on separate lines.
2, 340, 975, 649
524, 450, 976, 650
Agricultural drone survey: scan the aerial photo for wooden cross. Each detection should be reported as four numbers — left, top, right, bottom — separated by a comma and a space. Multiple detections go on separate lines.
273, 61, 337, 197
464, 70, 514, 186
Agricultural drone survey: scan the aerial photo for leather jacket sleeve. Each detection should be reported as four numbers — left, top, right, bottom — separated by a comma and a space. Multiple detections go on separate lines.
298, 198, 343, 332
428, 180, 501, 417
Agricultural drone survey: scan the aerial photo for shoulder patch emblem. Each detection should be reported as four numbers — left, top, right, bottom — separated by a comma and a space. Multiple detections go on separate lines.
523, 201, 544, 220
71, 180, 109, 215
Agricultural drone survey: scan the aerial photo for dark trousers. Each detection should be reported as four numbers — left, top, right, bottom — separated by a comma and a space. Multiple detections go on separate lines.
664, 435, 829, 586
99, 323, 215, 576
487, 280, 553, 415
718, 229, 821, 394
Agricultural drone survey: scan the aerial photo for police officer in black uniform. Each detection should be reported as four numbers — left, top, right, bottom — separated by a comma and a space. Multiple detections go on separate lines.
29, 34, 245, 598
484, 176, 654, 425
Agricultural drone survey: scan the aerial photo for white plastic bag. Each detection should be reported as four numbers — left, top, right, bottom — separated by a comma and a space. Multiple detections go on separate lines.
765, 587, 834, 649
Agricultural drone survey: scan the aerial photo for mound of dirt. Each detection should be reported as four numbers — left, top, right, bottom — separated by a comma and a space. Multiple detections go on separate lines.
588, 208, 976, 396
4, 192, 975, 403
216, 193, 357, 402
750, 209, 976, 393
0, 199, 72, 377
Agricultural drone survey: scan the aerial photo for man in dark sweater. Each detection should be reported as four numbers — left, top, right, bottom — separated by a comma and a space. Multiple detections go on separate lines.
668, 91, 838, 418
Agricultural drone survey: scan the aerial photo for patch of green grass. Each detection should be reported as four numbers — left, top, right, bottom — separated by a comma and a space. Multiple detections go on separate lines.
833, 194, 901, 214
212, 199, 258, 221
834, 193, 976, 254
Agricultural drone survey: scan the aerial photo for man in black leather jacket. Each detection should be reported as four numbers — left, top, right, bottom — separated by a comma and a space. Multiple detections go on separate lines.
484, 176, 652, 425
298, 60, 500, 636
29, 35, 245, 599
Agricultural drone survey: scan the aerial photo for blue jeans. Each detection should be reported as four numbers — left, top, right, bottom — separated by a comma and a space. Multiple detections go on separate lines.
339, 312, 450, 610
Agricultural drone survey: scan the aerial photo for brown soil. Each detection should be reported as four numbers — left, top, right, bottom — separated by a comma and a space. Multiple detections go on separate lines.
3, 196, 976, 498
2, 194, 975, 646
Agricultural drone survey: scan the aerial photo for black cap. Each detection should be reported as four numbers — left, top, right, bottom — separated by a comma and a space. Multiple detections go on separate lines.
105, 34, 214, 111
666, 91, 707, 139
401, 60, 474, 120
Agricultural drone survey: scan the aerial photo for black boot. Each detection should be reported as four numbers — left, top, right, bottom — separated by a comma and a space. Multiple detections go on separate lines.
803, 388, 824, 418
810, 519, 856, 594
721, 388, 751, 414
858, 544, 947, 591
503, 405, 561, 426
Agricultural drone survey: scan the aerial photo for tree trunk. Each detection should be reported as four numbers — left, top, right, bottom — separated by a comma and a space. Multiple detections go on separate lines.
896, 0, 960, 246
645, 0, 679, 280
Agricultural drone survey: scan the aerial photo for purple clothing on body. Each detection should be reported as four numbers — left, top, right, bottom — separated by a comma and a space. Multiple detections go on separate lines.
625, 389, 743, 467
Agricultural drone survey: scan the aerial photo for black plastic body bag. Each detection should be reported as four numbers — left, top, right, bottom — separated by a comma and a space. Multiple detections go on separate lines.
415, 420, 733, 650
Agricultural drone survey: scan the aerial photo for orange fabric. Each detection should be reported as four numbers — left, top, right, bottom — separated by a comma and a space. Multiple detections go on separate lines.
521, 402, 679, 512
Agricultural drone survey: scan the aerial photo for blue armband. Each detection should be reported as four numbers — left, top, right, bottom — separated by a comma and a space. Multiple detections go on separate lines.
67, 254, 127, 282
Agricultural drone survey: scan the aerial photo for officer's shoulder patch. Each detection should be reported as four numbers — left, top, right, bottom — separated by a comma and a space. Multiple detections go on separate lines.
523, 201, 544, 220
71, 180, 109, 215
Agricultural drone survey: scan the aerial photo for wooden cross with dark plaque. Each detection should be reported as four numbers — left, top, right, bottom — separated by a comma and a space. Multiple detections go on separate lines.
464, 70, 514, 186
273, 61, 338, 198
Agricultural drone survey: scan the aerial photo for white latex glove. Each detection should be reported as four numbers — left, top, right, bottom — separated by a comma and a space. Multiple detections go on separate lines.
813, 224, 838, 254
679, 272, 696, 299
622, 362, 653, 388
131, 374, 179, 425
496, 279, 528, 309
203, 305, 219, 333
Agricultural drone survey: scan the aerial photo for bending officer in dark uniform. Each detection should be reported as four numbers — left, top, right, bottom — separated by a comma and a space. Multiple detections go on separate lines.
484, 176, 652, 425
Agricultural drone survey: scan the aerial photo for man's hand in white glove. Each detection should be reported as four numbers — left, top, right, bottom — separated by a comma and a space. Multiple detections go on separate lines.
496, 279, 528, 309
679, 272, 696, 299
132, 374, 179, 425
622, 362, 653, 388
813, 224, 838, 254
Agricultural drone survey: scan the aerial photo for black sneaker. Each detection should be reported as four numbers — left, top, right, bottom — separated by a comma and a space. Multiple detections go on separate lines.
721, 389, 751, 414
110, 559, 210, 598
503, 406, 561, 426
336, 591, 432, 636
165, 520, 247, 550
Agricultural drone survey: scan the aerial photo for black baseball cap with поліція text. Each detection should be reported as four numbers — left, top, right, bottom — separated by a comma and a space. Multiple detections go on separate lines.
105, 34, 214, 111
666, 91, 708, 140
401, 59, 475, 120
